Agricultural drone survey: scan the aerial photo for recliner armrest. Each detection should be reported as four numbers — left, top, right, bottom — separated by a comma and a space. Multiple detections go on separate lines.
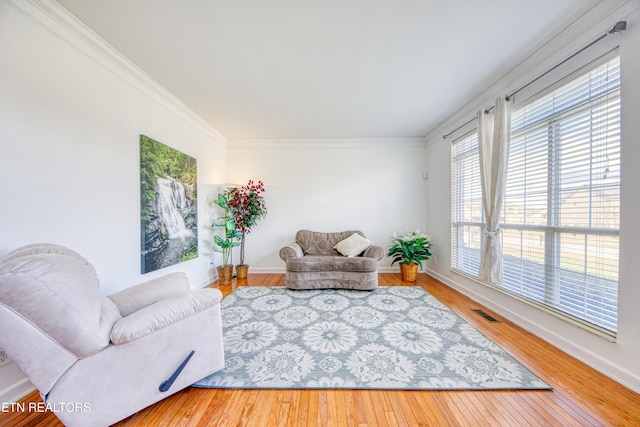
108, 272, 191, 317
110, 288, 222, 345
279, 242, 304, 261
363, 245, 384, 261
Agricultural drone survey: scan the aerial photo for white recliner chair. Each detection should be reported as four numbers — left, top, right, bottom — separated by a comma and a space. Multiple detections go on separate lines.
0, 243, 224, 427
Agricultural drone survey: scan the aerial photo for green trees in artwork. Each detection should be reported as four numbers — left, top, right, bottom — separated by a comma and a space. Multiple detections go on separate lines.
140, 135, 197, 223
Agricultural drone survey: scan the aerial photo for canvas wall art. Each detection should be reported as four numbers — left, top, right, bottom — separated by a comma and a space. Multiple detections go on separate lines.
140, 135, 198, 273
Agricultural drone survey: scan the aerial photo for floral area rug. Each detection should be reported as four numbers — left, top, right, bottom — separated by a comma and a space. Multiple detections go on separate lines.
192, 286, 550, 390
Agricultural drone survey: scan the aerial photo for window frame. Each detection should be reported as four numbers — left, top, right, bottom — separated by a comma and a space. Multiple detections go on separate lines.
450, 51, 620, 339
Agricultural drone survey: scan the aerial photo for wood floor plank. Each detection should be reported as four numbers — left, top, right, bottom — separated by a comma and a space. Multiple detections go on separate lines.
489, 393, 534, 426
473, 392, 522, 427
553, 391, 604, 425
246, 389, 276, 427
389, 390, 418, 426
295, 389, 310, 427
350, 391, 368, 426
325, 389, 338, 427
317, 390, 329, 426
236, 388, 259, 426
362, 390, 387, 427
465, 392, 506, 426
334, 390, 349, 427
408, 390, 449, 425
515, 395, 552, 427
433, 391, 469, 426
305, 390, 319, 427
2, 273, 639, 426
448, 391, 487, 427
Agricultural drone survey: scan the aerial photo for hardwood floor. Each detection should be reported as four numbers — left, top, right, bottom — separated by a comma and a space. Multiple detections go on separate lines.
2, 273, 639, 426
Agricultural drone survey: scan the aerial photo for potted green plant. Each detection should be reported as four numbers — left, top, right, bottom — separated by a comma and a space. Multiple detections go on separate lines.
225, 180, 267, 279
212, 191, 242, 285
387, 229, 433, 281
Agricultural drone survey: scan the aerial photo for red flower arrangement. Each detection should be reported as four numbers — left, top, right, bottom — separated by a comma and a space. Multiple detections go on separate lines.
226, 180, 267, 265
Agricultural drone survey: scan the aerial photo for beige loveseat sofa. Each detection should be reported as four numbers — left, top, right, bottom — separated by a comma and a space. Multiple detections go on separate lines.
0, 243, 224, 427
279, 230, 384, 290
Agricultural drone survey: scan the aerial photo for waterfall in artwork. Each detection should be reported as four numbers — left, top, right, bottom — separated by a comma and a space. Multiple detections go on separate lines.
140, 175, 197, 273
156, 177, 192, 238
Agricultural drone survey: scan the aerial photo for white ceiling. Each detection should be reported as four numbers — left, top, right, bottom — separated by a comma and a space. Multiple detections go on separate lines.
57, 0, 599, 139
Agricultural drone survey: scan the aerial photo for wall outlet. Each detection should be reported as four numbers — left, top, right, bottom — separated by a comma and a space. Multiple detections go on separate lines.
0, 349, 10, 367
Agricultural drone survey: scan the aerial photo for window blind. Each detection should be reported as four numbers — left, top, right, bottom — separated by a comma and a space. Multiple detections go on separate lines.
450, 54, 620, 335
451, 132, 483, 278
503, 55, 620, 334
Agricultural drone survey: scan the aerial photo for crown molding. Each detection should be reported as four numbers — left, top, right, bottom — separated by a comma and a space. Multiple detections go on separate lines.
2, 0, 227, 146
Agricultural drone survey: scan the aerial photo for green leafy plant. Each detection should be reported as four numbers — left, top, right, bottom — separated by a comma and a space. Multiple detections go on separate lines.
387, 229, 433, 270
225, 180, 267, 265
212, 192, 242, 265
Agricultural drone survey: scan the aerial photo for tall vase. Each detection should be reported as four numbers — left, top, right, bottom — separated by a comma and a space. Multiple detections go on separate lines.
235, 264, 249, 279
400, 263, 419, 282
217, 265, 233, 286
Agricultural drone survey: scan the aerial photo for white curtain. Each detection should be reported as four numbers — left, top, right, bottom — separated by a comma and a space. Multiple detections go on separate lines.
478, 96, 512, 285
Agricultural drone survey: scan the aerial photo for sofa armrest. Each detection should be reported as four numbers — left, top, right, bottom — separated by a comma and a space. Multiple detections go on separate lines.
108, 272, 191, 317
363, 245, 384, 261
110, 288, 222, 345
279, 242, 304, 261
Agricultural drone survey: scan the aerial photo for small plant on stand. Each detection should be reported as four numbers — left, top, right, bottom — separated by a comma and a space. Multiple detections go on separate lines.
212, 191, 242, 285
226, 180, 267, 279
387, 229, 433, 281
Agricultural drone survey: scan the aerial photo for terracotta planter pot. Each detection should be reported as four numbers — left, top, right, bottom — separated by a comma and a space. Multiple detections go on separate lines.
217, 265, 233, 286
400, 263, 419, 282
235, 264, 249, 279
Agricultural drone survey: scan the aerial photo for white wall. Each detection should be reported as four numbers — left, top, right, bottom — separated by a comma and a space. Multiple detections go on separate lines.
0, 0, 227, 291
424, 1, 640, 393
0, 0, 227, 401
225, 138, 428, 271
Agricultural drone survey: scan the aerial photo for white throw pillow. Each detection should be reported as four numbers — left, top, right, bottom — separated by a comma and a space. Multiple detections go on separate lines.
333, 233, 373, 257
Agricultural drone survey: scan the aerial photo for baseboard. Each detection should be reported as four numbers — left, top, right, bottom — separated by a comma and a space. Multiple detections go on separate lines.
0, 378, 34, 404
243, 266, 400, 274
244, 267, 285, 274
0, 362, 34, 404
196, 273, 217, 289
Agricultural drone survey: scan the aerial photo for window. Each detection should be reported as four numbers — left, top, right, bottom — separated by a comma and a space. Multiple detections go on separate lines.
451, 54, 620, 335
451, 132, 483, 278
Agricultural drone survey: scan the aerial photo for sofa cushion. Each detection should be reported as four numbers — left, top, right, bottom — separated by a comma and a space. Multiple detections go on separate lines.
286, 255, 378, 273
296, 230, 365, 256
334, 233, 373, 257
